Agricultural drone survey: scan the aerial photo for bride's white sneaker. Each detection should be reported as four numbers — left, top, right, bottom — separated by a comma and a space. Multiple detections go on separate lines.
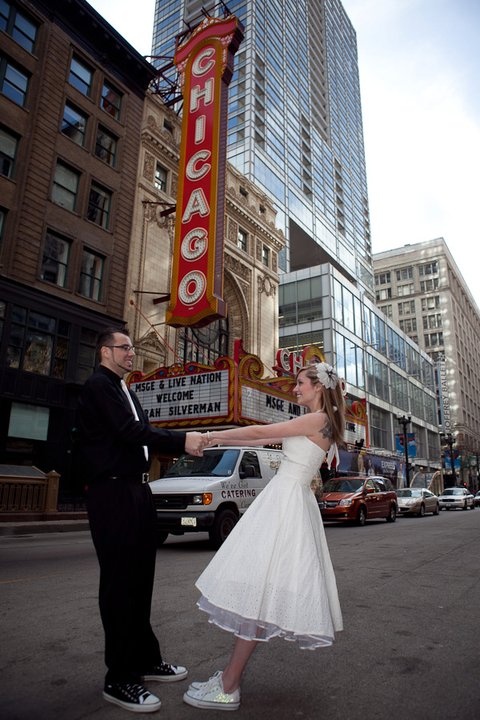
183, 671, 240, 711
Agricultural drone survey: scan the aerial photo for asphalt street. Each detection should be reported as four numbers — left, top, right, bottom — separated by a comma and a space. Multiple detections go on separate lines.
0, 509, 479, 720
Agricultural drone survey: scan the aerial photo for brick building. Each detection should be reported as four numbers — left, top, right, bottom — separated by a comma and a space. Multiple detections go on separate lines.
0, 0, 155, 496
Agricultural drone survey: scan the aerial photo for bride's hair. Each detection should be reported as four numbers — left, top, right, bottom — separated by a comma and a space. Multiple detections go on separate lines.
297, 364, 346, 446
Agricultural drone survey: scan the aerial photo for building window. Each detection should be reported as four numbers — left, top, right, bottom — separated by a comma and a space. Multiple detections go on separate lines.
0, 57, 29, 106
61, 102, 88, 146
420, 278, 439, 292
0, 125, 18, 178
423, 313, 442, 330
398, 300, 415, 315
237, 227, 248, 252
262, 244, 270, 267
421, 295, 440, 310
76, 327, 97, 383
154, 162, 167, 191
95, 126, 117, 166
399, 318, 417, 333
375, 288, 391, 301
379, 304, 392, 318
397, 283, 414, 297
419, 261, 438, 276
79, 249, 104, 301
6, 306, 70, 378
370, 405, 391, 450
87, 183, 111, 229
396, 266, 413, 281
0, 207, 6, 254
424, 332, 443, 347
179, 317, 229, 366
68, 56, 93, 96
101, 81, 122, 120
40, 230, 70, 287
52, 161, 80, 211
375, 272, 391, 285
0, 1, 38, 53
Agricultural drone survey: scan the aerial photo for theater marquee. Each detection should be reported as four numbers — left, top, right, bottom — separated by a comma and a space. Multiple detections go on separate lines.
166, 14, 244, 328
126, 343, 367, 437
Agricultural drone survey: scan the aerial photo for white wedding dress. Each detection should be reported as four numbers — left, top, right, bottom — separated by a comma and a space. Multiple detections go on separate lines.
196, 436, 343, 649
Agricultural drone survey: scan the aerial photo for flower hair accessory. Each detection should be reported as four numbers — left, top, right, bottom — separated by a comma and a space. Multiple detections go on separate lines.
315, 362, 338, 390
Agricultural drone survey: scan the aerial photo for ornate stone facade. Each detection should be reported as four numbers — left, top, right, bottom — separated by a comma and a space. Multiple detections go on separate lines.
126, 92, 285, 374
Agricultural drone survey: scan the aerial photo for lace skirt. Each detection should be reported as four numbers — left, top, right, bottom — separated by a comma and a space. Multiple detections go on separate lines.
197, 595, 336, 650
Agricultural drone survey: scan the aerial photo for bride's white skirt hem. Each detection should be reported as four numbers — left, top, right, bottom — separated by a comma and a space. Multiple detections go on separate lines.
197, 595, 338, 650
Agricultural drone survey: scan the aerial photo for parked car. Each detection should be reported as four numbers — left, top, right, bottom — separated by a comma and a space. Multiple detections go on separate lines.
149, 446, 283, 547
318, 475, 397, 526
438, 487, 475, 511
474, 491, 480, 507
396, 487, 440, 516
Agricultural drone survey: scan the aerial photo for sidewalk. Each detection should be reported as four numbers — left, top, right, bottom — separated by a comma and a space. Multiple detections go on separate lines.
0, 512, 89, 536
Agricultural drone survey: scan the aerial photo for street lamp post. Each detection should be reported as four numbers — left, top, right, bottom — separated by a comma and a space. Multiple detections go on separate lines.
441, 432, 456, 485
398, 415, 411, 487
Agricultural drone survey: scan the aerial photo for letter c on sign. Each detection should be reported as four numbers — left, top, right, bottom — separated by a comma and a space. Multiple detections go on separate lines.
186, 150, 211, 181
192, 47, 215, 76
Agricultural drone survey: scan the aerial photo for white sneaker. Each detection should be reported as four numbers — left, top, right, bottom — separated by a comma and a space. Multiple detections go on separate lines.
188, 670, 221, 692
183, 671, 240, 711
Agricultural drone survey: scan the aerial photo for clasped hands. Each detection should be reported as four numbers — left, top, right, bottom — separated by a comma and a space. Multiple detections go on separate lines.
185, 430, 216, 456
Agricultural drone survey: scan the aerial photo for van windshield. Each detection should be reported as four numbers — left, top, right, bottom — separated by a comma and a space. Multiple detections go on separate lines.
163, 449, 240, 478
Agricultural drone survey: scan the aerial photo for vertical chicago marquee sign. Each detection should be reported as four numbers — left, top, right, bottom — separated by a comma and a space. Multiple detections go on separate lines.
166, 14, 244, 327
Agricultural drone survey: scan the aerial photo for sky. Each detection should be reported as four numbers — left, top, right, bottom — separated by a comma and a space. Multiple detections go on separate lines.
88, 0, 480, 307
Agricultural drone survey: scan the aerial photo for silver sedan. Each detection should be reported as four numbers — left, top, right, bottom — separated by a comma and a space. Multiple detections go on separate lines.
396, 488, 440, 516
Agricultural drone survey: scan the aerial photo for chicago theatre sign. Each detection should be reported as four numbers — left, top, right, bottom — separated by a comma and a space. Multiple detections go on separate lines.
166, 14, 244, 328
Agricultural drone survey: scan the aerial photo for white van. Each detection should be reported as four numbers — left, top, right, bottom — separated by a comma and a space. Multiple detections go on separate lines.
149, 446, 283, 547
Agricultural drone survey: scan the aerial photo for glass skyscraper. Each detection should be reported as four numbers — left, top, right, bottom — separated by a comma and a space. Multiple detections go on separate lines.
151, 0, 373, 294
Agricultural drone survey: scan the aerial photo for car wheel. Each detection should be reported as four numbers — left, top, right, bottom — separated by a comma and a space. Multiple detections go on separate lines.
417, 503, 426, 517
356, 506, 367, 526
156, 531, 168, 546
386, 504, 396, 522
209, 508, 238, 548
433, 504, 440, 515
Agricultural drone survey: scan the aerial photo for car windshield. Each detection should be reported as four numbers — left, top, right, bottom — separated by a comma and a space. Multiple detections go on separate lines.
322, 478, 364, 493
163, 449, 240, 478
397, 489, 421, 497
441, 488, 462, 496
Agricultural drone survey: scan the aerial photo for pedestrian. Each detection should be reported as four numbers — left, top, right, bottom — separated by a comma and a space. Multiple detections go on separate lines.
75, 327, 206, 713
183, 362, 345, 711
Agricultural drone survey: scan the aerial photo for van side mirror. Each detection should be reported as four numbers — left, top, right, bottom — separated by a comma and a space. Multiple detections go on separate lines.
239, 464, 256, 478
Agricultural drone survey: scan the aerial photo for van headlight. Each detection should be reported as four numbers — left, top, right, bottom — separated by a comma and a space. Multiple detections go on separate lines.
193, 493, 213, 505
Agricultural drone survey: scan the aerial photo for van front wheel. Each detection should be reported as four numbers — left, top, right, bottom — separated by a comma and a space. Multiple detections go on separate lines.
209, 509, 238, 549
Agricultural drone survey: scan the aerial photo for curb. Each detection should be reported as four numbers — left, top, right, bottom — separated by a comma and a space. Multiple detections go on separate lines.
0, 520, 90, 536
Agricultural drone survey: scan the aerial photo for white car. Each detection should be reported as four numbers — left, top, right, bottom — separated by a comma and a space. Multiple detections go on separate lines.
438, 487, 475, 511
396, 487, 439, 516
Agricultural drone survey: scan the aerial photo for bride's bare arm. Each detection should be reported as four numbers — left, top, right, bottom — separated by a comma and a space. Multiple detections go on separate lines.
210, 437, 283, 447
208, 413, 327, 446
